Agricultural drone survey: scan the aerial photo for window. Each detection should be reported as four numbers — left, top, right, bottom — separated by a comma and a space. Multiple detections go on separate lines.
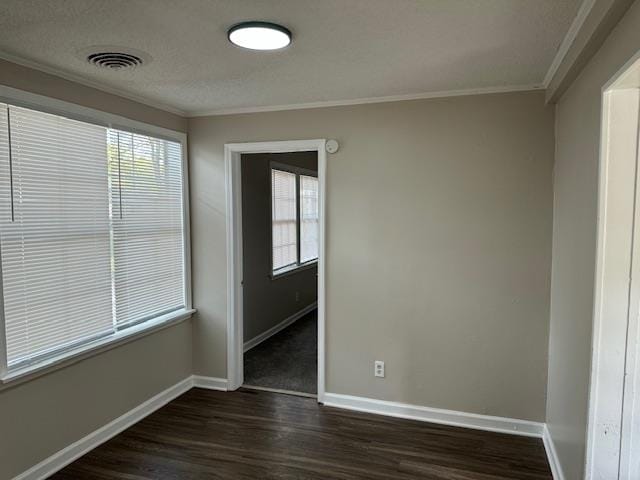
271, 164, 318, 275
108, 130, 185, 328
0, 102, 188, 374
271, 169, 297, 270
300, 175, 319, 263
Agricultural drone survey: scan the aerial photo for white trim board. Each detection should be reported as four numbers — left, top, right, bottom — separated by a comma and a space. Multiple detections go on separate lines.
323, 393, 545, 438
542, 0, 597, 87
584, 56, 640, 480
12, 377, 194, 480
224, 139, 327, 404
191, 375, 228, 391
244, 302, 317, 352
543, 425, 566, 480
1, 309, 194, 389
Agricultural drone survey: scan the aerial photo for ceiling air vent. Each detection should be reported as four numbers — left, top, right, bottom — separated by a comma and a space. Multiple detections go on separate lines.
87, 51, 144, 69
80, 46, 151, 70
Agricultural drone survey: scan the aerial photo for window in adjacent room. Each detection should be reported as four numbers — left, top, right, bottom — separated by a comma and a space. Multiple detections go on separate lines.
271, 168, 297, 271
271, 164, 318, 276
299, 174, 319, 263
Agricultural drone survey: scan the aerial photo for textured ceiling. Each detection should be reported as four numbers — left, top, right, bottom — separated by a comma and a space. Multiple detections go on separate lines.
0, 0, 583, 115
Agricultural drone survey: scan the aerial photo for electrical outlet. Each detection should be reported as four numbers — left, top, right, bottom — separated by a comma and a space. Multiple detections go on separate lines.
374, 360, 385, 378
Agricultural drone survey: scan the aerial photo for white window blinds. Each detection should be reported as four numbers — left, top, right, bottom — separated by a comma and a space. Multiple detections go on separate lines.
0, 104, 113, 367
0, 102, 187, 371
271, 165, 319, 274
108, 130, 185, 327
300, 175, 319, 263
272, 169, 297, 270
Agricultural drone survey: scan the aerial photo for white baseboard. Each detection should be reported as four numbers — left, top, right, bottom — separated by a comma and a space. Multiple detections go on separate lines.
13, 377, 557, 480
13, 376, 194, 480
323, 392, 545, 438
543, 425, 565, 480
192, 375, 228, 391
243, 302, 317, 352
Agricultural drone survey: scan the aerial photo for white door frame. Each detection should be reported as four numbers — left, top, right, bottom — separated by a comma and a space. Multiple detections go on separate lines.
586, 51, 640, 479
224, 139, 327, 403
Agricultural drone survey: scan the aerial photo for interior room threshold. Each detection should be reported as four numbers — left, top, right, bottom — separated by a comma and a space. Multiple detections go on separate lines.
242, 384, 318, 399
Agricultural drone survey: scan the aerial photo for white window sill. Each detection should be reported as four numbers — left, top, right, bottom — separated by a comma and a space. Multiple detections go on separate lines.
0, 308, 195, 389
271, 260, 318, 280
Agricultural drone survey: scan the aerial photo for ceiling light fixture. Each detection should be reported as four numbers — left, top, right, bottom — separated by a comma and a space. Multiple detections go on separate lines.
228, 22, 291, 51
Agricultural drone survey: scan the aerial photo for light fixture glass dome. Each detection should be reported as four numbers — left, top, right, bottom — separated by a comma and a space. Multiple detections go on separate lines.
228, 22, 291, 51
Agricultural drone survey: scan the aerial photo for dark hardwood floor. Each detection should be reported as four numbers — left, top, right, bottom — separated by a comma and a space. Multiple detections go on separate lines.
51, 388, 552, 479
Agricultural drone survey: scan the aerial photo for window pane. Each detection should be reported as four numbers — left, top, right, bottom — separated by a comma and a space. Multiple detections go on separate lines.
0, 104, 187, 369
300, 175, 319, 263
108, 130, 185, 328
272, 169, 297, 270
0, 104, 114, 367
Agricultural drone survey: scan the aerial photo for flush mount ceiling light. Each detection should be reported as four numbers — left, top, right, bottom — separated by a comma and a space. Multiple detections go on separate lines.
228, 22, 291, 51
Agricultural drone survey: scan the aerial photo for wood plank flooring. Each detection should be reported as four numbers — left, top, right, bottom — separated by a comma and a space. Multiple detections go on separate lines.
51, 388, 552, 479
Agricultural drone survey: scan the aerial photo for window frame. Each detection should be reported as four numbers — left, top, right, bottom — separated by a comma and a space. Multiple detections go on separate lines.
270, 161, 318, 279
0, 85, 193, 386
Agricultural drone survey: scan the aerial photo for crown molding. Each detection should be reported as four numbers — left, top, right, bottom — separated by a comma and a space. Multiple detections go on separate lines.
0, 50, 187, 117
544, 0, 636, 103
0, 51, 545, 119
187, 84, 544, 117
543, 0, 597, 88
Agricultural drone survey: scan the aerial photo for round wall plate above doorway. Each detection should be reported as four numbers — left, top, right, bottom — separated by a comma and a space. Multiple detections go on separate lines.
326, 139, 339, 154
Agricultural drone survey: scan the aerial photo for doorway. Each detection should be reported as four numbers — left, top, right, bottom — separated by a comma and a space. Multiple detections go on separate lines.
224, 140, 327, 402
241, 152, 318, 396
587, 52, 640, 479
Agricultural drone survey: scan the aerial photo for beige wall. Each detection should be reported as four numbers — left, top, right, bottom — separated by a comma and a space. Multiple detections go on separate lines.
241, 152, 318, 342
189, 90, 554, 421
0, 60, 192, 479
547, 1, 640, 478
